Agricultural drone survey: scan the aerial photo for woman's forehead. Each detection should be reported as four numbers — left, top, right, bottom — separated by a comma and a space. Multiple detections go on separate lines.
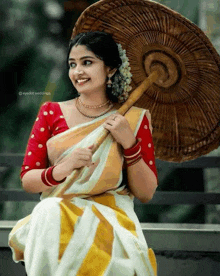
69, 45, 96, 59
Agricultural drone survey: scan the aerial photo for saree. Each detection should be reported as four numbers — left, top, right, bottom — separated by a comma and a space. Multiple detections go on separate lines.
9, 107, 157, 276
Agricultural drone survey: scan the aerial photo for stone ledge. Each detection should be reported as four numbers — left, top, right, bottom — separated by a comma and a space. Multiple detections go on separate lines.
1, 221, 220, 252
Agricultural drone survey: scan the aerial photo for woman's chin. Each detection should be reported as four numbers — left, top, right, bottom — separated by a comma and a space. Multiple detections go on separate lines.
77, 90, 93, 95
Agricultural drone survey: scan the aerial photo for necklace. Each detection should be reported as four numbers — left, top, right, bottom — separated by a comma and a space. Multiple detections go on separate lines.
78, 97, 110, 109
76, 98, 113, 118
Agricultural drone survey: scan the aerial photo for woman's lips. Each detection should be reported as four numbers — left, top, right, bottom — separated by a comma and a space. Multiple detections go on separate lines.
76, 79, 90, 85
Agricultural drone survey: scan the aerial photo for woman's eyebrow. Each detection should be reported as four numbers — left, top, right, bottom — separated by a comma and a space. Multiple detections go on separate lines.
68, 56, 96, 61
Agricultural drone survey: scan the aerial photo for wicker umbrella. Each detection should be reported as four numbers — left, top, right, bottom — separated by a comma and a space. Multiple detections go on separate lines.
71, 0, 220, 163
50, 0, 220, 197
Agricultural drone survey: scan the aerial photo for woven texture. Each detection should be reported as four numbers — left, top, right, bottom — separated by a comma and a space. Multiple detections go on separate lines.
72, 0, 220, 162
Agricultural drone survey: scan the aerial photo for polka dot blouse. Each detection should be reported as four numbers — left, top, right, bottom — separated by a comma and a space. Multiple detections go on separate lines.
20, 102, 157, 179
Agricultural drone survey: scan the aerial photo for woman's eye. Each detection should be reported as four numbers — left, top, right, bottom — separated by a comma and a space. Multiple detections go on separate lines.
69, 63, 76, 68
84, 60, 92, 66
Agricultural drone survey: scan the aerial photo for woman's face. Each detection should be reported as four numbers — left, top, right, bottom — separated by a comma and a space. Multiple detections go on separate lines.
68, 45, 110, 96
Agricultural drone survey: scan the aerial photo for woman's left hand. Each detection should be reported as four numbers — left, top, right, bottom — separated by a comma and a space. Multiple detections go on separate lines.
103, 113, 136, 149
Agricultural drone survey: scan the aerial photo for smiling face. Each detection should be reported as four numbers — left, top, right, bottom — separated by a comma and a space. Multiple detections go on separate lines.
68, 45, 111, 96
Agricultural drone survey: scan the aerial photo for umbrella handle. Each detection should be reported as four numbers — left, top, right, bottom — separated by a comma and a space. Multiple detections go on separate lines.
50, 71, 158, 198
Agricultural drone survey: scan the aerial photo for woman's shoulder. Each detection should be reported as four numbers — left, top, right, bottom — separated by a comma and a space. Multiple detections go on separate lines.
39, 101, 69, 113
57, 99, 75, 108
36, 101, 64, 120
40, 101, 59, 109
130, 106, 150, 113
125, 106, 150, 119
130, 106, 151, 120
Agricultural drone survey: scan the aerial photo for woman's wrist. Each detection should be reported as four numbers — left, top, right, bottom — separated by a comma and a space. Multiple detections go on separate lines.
52, 163, 69, 182
41, 165, 66, 187
121, 136, 136, 149
40, 164, 68, 187
123, 138, 141, 154
123, 139, 142, 167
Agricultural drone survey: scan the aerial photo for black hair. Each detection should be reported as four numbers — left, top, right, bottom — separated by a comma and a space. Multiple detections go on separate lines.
67, 31, 122, 102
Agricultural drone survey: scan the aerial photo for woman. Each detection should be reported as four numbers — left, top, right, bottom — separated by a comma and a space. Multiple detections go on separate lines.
9, 31, 158, 276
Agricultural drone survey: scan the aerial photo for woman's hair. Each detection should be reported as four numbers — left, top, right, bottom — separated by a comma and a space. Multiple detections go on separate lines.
68, 31, 122, 102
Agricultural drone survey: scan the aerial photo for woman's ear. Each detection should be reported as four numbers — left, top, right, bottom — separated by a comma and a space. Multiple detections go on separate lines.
107, 68, 117, 78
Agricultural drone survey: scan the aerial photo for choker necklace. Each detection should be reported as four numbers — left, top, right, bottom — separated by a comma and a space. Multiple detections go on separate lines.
76, 98, 113, 118
78, 97, 110, 109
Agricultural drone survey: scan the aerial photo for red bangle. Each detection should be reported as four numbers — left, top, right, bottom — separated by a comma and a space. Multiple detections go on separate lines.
41, 166, 66, 187
123, 139, 141, 157
126, 153, 142, 164
41, 168, 49, 186
126, 156, 142, 167
123, 139, 142, 166
124, 147, 141, 159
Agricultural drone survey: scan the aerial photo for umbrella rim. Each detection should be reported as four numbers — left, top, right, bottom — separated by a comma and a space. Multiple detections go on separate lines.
72, 0, 220, 70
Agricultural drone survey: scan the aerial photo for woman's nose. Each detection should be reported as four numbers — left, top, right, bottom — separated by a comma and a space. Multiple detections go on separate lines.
75, 69, 83, 74
73, 65, 84, 75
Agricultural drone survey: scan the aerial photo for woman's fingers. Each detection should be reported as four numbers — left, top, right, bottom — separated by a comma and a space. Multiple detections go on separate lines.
74, 147, 93, 156
104, 113, 127, 126
78, 154, 92, 161
87, 144, 94, 150
74, 147, 94, 166
103, 114, 136, 148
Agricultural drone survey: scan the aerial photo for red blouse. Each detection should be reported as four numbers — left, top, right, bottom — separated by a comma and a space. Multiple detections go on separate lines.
20, 102, 157, 179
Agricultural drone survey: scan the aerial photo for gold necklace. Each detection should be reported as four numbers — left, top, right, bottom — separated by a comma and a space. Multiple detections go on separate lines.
78, 97, 110, 109
76, 98, 113, 118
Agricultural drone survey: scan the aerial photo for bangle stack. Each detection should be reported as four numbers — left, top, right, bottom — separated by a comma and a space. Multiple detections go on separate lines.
123, 139, 142, 167
41, 165, 66, 187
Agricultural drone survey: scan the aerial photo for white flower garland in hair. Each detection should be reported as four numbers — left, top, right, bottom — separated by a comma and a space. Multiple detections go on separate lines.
111, 44, 132, 103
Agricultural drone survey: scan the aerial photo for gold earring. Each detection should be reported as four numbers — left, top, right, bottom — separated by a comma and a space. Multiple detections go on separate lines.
107, 76, 112, 88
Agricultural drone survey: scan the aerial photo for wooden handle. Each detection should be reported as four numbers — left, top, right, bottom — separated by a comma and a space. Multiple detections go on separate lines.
50, 71, 158, 197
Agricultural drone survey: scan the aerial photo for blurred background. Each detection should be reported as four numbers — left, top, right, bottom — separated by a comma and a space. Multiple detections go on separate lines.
1, 1, 220, 275
0, 0, 220, 224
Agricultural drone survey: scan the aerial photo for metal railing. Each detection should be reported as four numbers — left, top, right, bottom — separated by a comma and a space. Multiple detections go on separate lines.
1, 153, 220, 205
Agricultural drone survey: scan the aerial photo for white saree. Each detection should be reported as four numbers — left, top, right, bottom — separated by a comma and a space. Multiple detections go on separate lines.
9, 107, 157, 276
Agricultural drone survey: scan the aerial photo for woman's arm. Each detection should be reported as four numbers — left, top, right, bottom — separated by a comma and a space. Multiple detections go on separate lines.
103, 111, 158, 203
22, 147, 94, 193
126, 159, 157, 203
21, 102, 94, 193
126, 112, 158, 202
21, 102, 52, 193
22, 169, 51, 193
22, 162, 68, 193
22, 146, 94, 193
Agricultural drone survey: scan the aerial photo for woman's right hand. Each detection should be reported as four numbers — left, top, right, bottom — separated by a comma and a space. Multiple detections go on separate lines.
66, 145, 94, 170
53, 145, 94, 180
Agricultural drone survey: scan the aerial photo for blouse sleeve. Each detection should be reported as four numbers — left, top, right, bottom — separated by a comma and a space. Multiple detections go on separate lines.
20, 102, 52, 179
136, 110, 158, 180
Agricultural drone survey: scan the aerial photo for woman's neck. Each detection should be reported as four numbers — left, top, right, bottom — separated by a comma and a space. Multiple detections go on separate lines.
78, 94, 109, 107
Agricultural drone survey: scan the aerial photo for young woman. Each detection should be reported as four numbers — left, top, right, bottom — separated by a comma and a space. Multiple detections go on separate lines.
9, 31, 158, 276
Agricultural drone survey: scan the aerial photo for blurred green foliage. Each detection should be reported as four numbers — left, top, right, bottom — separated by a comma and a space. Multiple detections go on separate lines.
155, 0, 199, 24
0, 0, 205, 222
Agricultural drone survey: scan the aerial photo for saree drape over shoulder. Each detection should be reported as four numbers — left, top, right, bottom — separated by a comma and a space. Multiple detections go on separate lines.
9, 107, 157, 276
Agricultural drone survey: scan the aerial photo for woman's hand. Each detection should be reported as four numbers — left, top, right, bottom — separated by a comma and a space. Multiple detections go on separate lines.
66, 145, 94, 169
55, 145, 94, 178
103, 113, 136, 149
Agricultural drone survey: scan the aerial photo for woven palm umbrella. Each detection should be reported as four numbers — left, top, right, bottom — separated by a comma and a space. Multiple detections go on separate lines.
72, 0, 220, 162
51, 0, 220, 197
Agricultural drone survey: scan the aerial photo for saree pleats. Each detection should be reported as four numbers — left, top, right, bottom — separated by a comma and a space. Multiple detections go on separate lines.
76, 205, 114, 276
59, 200, 84, 261
92, 193, 137, 237
9, 107, 157, 276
